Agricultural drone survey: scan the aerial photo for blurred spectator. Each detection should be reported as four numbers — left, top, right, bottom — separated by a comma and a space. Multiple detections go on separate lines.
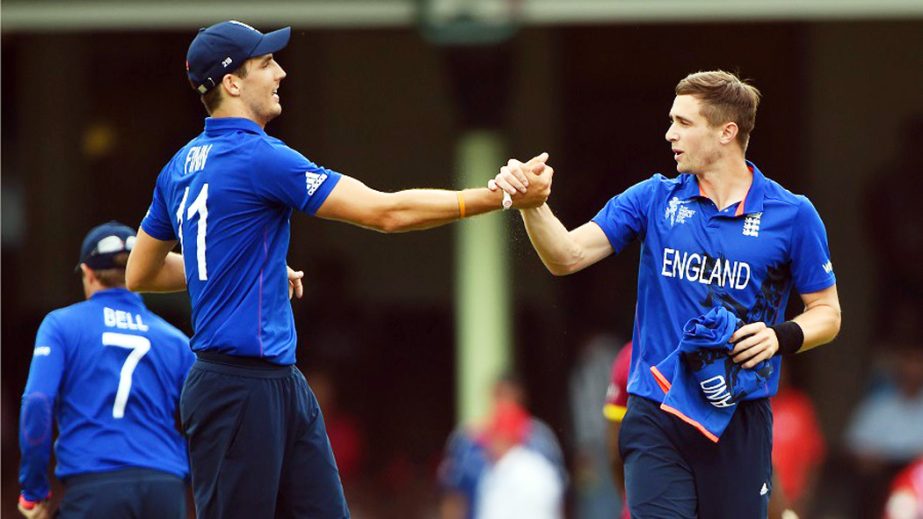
883, 456, 923, 519
846, 341, 923, 462
603, 342, 632, 519
570, 332, 622, 519
846, 335, 923, 517
309, 369, 366, 483
476, 401, 564, 519
437, 372, 565, 519
771, 359, 826, 517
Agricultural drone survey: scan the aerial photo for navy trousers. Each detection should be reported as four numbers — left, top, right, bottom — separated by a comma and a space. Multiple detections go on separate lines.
180, 353, 349, 519
58, 468, 185, 518
620, 395, 773, 518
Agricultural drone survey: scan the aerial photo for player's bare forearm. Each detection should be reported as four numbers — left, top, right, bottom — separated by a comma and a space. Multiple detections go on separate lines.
126, 230, 187, 293
127, 251, 186, 292
731, 284, 840, 367
521, 208, 612, 276
521, 205, 583, 274
791, 284, 841, 352
317, 175, 549, 233
382, 187, 511, 232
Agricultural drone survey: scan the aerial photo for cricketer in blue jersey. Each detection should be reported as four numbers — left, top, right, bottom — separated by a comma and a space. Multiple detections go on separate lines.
124, 20, 552, 519
492, 70, 841, 518
18, 221, 194, 519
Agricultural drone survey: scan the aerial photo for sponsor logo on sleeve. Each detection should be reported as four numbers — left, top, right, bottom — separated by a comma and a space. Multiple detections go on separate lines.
822, 261, 833, 274
305, 172, 328, 196
34, 346, 51, 357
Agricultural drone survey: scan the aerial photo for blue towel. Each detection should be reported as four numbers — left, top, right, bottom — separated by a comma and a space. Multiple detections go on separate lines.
650, 306, 773, 442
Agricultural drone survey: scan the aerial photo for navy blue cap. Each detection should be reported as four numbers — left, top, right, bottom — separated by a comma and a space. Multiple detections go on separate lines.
186, 20, 291, 94
78, 221, 136, 271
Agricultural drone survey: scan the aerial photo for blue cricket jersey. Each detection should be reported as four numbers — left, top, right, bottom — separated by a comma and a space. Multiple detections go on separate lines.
591, 162, 836, 403
140, 117, 341, 365
19, 288, 194, 501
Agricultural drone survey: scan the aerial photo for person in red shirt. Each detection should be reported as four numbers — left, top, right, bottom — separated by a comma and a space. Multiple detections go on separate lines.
603, 342, 633, 519
771, 361, 826, 517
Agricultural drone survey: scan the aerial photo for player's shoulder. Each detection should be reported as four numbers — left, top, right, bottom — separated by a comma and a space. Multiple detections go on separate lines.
760, 176, 815, 209
614, 172, 681, 200
156, 135, 209, 183
647, 171, 693, 196
164, 133, 210, 168
636, 172, 682, 189
44, 300, 95, 326
251, 134, 312, 168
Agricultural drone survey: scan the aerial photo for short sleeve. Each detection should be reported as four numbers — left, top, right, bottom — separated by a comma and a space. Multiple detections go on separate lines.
252, 143, 342, 215
140, 172, 177, 241
25, 314, 68, 398
591, 176, 658, 253
789, 197, 836, 294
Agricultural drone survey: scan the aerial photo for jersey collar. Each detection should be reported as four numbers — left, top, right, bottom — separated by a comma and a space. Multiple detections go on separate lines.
204, 117, 266, 136
89, 287, 145, 305
675, 160, 766, 216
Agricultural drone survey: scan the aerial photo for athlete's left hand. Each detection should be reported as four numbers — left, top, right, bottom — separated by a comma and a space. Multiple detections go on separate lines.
287, 266, 304, 300
729, 322, 779, 369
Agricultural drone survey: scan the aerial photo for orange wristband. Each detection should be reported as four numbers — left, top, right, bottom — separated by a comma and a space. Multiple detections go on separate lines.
456, 191, 466, 219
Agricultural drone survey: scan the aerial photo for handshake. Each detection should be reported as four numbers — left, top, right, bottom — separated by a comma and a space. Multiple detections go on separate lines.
487, 152, 555, 210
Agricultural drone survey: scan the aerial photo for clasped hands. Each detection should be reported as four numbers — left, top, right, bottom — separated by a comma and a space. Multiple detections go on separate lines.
487, 152, 554, 209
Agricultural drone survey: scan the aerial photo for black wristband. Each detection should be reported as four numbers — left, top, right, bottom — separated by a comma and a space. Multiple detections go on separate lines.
771, 321, 804, 356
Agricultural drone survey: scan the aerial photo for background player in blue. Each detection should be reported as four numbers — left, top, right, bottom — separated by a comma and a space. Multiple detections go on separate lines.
124, 20, 551, 519
17, 221, 194, 519
491, 70, 842, 517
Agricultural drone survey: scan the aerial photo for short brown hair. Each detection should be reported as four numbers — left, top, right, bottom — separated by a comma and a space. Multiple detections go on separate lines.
675, 70, 761, 149
197, 61, 250, 115
92, 253, 128, 288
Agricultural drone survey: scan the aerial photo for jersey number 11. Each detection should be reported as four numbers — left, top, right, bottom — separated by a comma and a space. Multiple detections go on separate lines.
176, 183, 209, 281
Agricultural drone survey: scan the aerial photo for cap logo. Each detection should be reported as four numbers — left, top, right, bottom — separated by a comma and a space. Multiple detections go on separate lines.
221, 57, 233, 68
95, 235, 135, 255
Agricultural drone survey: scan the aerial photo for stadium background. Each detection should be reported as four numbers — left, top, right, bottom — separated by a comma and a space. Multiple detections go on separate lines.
2, 1, 922, 517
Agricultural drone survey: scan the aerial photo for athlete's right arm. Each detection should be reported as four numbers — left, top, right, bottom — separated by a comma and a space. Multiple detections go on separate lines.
315, 157, 551, 233
125, 230, 186, 293
518, 206, 613, 276
492, 158, 613, 275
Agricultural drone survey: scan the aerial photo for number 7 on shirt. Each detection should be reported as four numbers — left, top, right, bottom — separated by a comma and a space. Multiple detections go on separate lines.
102, 332, 151, 419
